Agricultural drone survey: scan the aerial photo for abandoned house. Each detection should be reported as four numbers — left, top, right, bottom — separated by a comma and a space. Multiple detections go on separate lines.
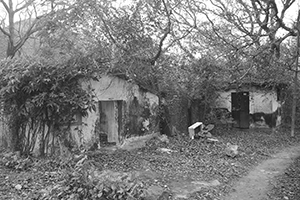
70, 75, 159, 148
214, 83, 285, 129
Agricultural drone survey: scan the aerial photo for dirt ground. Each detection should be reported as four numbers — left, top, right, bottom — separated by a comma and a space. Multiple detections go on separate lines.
223, 144, 300, 200
266, 155, 300, 200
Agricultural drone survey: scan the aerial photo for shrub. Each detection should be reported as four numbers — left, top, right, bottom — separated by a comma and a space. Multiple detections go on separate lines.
0, 56, 99, 156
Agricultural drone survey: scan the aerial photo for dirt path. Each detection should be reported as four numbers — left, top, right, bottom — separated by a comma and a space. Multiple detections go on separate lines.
223, 144, 300, 200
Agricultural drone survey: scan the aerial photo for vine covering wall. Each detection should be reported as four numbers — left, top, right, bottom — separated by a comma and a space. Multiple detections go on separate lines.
0, 56, 98, 156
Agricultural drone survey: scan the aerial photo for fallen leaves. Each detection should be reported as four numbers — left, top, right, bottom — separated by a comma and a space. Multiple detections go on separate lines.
0, 127, 299, 199
266, 155, 300, 200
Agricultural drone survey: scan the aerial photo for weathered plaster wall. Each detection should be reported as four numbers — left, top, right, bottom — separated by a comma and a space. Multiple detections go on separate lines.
85, 76, 131, 101
250, 91, 278, 113
215, 89, 279, 114
215, 88, 282, 128
71, 76, 159, 148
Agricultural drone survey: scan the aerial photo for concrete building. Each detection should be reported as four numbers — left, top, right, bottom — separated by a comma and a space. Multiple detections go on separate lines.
70, 75, 159, 148
215, 84, 284, 128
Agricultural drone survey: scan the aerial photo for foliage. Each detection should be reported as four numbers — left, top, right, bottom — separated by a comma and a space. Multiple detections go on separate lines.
58, 162, 145, 200
0, 56, 99, 155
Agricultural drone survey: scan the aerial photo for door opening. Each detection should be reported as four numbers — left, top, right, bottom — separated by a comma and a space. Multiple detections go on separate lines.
98, 101, 123, 146
231, 92, 250, 129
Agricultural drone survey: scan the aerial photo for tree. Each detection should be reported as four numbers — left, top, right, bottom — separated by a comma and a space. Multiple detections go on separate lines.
35, 0, 299, 133
201, 0, 299, 134
0, 55, 98, 154
0, 0, 70, 58
170, 0, 297, 76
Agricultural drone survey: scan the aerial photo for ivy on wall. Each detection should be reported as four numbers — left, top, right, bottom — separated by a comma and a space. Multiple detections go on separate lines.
0, 56, 99, 156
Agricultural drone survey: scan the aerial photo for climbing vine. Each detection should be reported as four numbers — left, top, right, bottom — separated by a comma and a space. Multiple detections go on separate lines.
0, 56, 99, 156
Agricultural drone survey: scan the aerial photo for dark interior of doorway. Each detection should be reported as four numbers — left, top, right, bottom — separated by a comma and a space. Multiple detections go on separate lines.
231, 91, 250, 129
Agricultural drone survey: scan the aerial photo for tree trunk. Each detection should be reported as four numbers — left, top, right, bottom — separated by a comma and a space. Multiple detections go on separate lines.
291, 71, 298, 137
6, 41, 16, 58
10, 116, 22, 152
291, 10, 300, 137
6, 0, 16, 58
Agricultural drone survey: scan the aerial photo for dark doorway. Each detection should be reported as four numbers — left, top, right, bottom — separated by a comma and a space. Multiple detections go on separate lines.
231, 92, 250, 128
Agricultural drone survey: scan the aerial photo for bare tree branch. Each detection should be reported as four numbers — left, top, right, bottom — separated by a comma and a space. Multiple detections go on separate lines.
14, 0, 35, 14
0, 0, 10, 12
0, 26, 10, 36
150, 0, 172, 65
14, 18, 39, 53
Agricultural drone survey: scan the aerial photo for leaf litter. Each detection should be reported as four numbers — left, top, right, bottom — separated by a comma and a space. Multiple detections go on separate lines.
0, 127, 300, 199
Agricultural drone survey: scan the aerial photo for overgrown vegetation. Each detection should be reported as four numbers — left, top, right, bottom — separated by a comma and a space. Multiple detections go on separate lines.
0, 0, 300, 198
0, 56, 99, 155
1, 0, 299, 145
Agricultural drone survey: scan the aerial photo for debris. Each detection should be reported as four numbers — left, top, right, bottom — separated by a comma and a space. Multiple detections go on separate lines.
188, 122, 203, 139
14, 184, 22, 190
207, 138, 219, 143
189, 123, 215, 139
225, 143, 239, 158
203, 124, 215, 132
157, 148, 177, 154
157, 134, 169, 144
199, 124, 214, 137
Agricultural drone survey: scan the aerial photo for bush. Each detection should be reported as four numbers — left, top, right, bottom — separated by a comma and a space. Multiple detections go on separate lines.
0, 56, 99, 155
49, 156, 145, 200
